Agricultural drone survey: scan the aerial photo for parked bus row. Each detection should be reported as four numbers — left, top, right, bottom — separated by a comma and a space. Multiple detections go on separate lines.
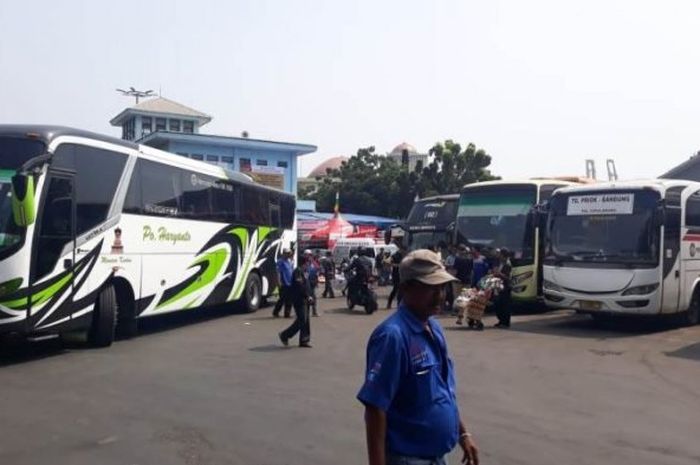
390, 178, 700, 326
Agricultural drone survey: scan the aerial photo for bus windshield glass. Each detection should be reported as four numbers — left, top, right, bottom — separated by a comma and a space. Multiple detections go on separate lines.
457, 184, 537, 264
407, 198, 458, 227
0, 137, 46, 253
547, 190, 660, 265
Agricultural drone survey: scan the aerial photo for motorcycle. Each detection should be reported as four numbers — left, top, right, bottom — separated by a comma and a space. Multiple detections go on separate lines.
346, 269, 378, 314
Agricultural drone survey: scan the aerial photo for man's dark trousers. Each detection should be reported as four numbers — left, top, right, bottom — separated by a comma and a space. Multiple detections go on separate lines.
273, 285, 292, 317
322, 277, 334, 298
280, 299, 310, 344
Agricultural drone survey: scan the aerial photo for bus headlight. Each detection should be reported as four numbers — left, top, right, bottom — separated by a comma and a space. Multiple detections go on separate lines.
511, 271, 534, 286
543, 279, 562, 292
621, 283, 659, 296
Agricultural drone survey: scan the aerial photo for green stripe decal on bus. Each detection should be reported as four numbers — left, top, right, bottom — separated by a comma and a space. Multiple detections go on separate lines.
156, 247, 228, 309
0, 272, 74, 310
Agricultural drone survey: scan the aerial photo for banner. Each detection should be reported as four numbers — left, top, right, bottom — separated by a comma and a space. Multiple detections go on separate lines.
567, 193, 635, 216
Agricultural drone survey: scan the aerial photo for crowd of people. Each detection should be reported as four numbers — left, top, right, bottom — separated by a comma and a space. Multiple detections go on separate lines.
272, 240, 514, 347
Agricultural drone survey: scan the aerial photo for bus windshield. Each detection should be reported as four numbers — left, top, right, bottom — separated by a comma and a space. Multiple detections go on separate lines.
547, 190, 660, 266
406, 198, 458, 227
0, 137, 46, 254
457, 184, 537, 265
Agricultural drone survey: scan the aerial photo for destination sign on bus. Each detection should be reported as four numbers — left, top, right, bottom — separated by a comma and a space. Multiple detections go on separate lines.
567, 193, 634, 216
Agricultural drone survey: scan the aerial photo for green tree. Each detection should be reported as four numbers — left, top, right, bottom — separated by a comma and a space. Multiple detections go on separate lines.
307, 140, 497, 218
417, 140, 498, 197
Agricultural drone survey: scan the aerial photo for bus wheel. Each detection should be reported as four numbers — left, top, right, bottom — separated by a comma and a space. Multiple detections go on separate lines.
684, 292, 700, 326
88, 285, 117, 347
242, 273, 262, 313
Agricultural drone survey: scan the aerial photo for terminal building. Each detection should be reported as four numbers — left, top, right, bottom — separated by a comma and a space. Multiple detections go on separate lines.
110, 96, 316, 195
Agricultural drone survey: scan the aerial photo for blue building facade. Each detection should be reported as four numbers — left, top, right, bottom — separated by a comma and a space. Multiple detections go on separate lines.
110, 97, 316, 195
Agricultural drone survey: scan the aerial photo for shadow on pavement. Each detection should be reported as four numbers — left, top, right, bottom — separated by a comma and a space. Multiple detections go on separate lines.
665, 342, 700, 362
0, 303, 256, 366
0, 337, 70, 367
249, 344, 288, 353
507, 311, 682, 339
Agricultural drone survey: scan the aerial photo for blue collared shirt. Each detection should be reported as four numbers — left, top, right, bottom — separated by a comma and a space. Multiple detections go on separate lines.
357, 305, 460, 458
277, 258, 293, 287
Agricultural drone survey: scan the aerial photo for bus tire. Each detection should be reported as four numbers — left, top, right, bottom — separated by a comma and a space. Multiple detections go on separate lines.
242, 273, 262, 313
114, 280, 138, 339
683, 292, 700, 326
88, 285, 117, 347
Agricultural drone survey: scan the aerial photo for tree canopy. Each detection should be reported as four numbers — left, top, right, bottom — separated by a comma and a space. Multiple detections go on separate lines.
303, 140, 498, 218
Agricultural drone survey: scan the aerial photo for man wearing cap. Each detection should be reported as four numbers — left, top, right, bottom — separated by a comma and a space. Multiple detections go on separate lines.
358, 250, 480, 465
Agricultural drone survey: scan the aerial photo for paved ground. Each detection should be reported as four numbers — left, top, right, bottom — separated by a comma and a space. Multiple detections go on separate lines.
1, 289, 700, 465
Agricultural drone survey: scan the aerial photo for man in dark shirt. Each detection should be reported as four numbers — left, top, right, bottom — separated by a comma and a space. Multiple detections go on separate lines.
386, 245, 405, 309
453, 244, 473, 292
279, 261, 313, 348
493, 248, 513, 328
358, 250, 480, 465
321, 251, 336, 298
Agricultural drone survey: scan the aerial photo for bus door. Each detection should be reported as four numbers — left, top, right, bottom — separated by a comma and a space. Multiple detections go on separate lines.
30, 170, 76, 323
661, 187, 683, 313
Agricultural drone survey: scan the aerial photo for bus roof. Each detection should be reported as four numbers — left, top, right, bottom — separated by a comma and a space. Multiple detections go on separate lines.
461, 178, 578, 191
552, 178, 700, 196
0, 124, 291, 197
0, 124, 138, 150
415, 194, 459, 202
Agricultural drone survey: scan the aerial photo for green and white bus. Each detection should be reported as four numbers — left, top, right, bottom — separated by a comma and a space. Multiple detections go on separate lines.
456, 179, 578, 304
0, 125, 295, 346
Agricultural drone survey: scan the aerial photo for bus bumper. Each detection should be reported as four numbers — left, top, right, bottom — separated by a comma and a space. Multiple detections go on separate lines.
543, 288, 662, 315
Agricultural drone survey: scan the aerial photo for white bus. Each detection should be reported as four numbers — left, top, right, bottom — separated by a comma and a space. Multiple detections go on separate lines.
456, 179, 577, 304
0, 125, 296, 346
543, 179, 700, 325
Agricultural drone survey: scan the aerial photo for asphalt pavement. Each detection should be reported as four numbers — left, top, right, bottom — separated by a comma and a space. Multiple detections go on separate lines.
1, 289, 699, 465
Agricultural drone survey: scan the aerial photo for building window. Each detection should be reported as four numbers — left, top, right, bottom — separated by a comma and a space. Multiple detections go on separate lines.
176, 152, 188, 157
277, 161, 288, 168
221, 156, 234, 165
207, 155, 219, 162
123, 117, 135, 141
142, 117, 152, 135
256, 159, 268, 166
169, 119, 181, 132
191, 154, 204, 161
156, 118, 167, 132
240, 158, 251, 172
183, 120, 194, 133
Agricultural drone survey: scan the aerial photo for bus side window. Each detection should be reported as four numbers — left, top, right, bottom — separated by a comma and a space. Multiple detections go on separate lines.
180, 171, 215, 220
138, 160, 182, 217
269, 194, 281, 228
53, 144, 127, 235
211, 181, 239, 224
281, 195, 295, 229
685, 191, 700, 227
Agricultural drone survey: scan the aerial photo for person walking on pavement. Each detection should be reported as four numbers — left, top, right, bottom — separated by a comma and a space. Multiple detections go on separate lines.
272, 249, 294, 318
321, 251, 336, 298
493, 248, 513, 328
303, 250, 320, 316
358, 249, 480, 465
279, 260, 313, 348
386, 243, 405, 309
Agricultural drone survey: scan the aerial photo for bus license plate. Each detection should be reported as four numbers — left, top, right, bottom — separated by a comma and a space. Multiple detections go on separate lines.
579, 300, 602, 311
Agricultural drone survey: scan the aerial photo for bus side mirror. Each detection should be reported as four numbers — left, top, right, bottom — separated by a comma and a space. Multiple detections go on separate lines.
11, 174, 35, 227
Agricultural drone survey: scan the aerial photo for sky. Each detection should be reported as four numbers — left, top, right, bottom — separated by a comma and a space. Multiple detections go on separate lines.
1, 0, 699, 180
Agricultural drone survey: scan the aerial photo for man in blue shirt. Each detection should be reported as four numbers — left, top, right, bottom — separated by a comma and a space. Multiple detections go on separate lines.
272, 249, 294, 318
358, 249, 480, 465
